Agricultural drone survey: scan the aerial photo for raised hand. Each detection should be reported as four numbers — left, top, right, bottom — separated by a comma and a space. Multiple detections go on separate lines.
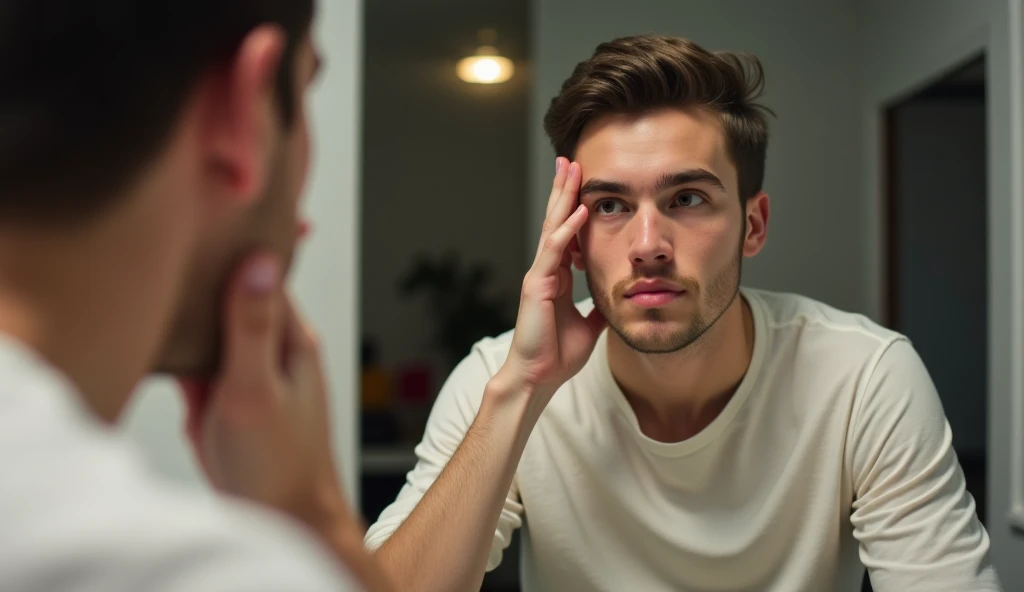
497, 157, 606, 400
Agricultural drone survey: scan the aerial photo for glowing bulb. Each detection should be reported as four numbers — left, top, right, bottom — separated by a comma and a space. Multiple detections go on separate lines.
473, 58, 501, 82
456, 42, 514, 84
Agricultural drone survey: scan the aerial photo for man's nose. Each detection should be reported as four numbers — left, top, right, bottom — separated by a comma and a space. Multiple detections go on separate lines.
627, 208, 673, 266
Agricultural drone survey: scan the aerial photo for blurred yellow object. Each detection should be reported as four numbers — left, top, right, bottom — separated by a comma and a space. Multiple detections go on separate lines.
361, 367, 391, 411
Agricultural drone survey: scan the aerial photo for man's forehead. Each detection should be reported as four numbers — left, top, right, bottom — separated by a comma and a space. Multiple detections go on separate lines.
575, 109, 737, 190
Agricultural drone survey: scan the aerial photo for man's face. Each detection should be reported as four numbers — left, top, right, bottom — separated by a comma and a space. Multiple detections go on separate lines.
154, 36, 320, 377
575, 107, 760, 354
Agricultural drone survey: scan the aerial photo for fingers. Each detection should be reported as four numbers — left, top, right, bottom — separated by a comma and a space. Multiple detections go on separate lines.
282, 293, 321, 378
533, 203, 589, 277
560, 244, 573, 270
221, 254, 285, 385
570, 236, 585, 271
544, 157, 570, 218
539, 161, 582, 255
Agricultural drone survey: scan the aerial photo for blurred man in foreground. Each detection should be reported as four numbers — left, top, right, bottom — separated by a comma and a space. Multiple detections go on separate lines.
0, 1, 387, 590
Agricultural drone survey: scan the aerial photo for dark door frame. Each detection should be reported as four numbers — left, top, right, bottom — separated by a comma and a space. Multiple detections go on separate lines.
883, 57, 986, 330
880, 62, 988, 531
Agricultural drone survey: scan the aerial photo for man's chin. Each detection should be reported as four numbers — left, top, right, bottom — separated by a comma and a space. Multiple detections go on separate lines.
608, 319, 694, 354
616, 310, 693, 331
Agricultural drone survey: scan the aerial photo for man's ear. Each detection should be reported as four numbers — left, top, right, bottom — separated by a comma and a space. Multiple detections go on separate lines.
742, 191, 770, 257
200, 25, 287, 206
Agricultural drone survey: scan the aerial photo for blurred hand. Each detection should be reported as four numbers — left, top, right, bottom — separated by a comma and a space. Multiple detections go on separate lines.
178, 243, 394, 592
495, 157, 606, 401
179, 254, 345, 523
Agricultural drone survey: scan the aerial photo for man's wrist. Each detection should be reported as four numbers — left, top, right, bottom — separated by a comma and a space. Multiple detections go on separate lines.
298, 488, 396, 592
290, 478, 363, 537
481, 367, 552, 436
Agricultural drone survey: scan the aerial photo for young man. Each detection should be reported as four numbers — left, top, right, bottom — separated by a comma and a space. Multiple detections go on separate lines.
0, 2, 387, 590
365, 35, 1002, 591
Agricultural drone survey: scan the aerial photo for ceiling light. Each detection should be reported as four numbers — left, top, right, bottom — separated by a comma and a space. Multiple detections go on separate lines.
457, 29, 514, 84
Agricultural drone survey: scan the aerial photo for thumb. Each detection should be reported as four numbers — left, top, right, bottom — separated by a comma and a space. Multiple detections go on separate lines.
222, 253, 284, 384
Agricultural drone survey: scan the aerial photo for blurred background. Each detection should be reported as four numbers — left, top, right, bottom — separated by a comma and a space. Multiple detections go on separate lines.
120, 0, 1024, 591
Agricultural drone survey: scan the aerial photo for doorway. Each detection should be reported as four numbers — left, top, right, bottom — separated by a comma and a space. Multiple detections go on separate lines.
883, 54, 988, 523
876, 52, 989, 592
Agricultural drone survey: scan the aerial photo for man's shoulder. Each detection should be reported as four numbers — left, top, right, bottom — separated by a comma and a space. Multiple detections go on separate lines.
0, 384, 359, 591
0, 442, 361, 591
747, 287, 903, 347
746, 287, 912, 381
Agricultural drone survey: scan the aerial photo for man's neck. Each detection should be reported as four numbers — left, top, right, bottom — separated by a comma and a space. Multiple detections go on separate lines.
0, 196, 190, 423
0, 239, 130, 422
606, 292, 755, 443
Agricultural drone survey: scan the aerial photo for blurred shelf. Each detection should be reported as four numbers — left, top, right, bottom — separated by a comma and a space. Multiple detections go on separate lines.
361, 446, 418, 475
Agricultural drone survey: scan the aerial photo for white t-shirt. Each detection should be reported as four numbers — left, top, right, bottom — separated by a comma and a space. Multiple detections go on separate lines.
365, 288, 1001, 591
0, 335, 362, 592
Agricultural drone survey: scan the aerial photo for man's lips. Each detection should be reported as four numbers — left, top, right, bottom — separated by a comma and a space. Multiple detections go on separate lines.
624, 279, 683, 297
624, 280, 685, 308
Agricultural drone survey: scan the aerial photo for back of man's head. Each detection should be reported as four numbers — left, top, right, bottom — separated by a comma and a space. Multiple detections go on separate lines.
0, 0, 323, 388
0, 0, 313, 226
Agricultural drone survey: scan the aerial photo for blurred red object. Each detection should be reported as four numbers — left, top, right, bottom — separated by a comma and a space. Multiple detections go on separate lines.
397, 364, 433, 404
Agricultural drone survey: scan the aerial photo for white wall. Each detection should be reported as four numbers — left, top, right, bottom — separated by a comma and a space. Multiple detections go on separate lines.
857, 0, 1024, 585
530, 0, 865, 313
120, 0, 363, 502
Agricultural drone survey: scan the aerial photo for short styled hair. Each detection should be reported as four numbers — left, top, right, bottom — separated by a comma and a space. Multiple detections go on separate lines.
543, 35, 773, 203
0, 0, 315, 225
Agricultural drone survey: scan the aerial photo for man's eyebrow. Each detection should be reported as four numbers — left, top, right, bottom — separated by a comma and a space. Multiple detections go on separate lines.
579, 179, 632, 197
579, 168, 726, 197
655, 169, 726, 192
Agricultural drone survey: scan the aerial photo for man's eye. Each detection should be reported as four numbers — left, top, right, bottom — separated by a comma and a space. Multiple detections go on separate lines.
595, 200, 625, 214
675, 192, 705, 207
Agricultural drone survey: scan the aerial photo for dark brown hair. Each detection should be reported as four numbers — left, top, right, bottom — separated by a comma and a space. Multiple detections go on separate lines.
0, 0, 315, 226
543, 35, 773, 203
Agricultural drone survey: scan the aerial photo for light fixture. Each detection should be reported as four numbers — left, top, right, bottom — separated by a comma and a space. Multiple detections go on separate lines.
456, 29, 514, 84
